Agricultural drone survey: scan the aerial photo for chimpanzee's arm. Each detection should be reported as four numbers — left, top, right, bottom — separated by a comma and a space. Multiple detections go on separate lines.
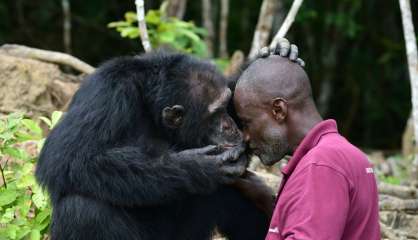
216, 186, 271, 240
67, 146, 229, 206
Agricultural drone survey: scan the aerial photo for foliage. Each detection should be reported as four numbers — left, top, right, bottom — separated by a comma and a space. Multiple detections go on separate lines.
213, 58, 230, 72
0, 112, 62, 240
108, 3, 208, 57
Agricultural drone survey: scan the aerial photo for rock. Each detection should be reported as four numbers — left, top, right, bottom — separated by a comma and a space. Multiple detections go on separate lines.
0, 54, 80, 117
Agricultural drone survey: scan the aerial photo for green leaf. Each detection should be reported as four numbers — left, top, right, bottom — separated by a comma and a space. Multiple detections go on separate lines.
0, 120, 5, 133
124, 11, 137, 23
32, 188, 48, 210
15, 131, 40, 142
29, 230, 40, 240
39, 117, 52, 129
16, 175, 35, 188
120, 27, 139, 38
15, 226, 30, 240
146, 10, 161, 25
51, 111, 63, 129
6, 113, 23, 129
5, 223, 18, 239
171, 20, 193, 28
176, 28, 200, 42
159, 31, 175, 43
2, 147, 21, 159
37, 139, 45, 152
0, 131, 14, 142
16, 196, 31, 218
21, 119, 42, 136
107, 21, 131, 28
0, 207, 15, 224
35, 208, 50, 225
0, 189, 17, 207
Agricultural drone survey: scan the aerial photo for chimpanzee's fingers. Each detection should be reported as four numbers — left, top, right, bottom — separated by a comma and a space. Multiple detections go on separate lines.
257, 47, 270, 58
226, 145, 246, 162
268, 45, 276, 54
278, 38, 290, 57
289, 44, 298, 61
296, 58, 306, 67
194, 145, 219, 154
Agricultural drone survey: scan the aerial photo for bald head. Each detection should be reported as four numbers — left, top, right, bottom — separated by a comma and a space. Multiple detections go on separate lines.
236, 56, 313, 108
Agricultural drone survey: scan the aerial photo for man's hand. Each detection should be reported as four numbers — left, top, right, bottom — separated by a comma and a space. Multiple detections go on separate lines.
256, 38, 305, 67
232, 170, 275, 218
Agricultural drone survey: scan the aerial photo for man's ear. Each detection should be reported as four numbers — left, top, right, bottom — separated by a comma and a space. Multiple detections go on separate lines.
162, 105, 185, 129
271, 98, 287, 123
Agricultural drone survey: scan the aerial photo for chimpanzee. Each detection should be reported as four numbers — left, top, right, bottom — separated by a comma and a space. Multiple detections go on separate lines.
35, 51, 270, 240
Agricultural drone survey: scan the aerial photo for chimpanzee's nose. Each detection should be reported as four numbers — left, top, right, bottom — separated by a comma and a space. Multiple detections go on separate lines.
221, 118, 231, 131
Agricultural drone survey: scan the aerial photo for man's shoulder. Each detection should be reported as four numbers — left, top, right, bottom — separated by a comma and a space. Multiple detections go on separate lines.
297, 133, 371, 177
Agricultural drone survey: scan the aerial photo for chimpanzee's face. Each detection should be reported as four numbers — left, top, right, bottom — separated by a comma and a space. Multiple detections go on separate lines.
161, 68, 244, 149
203, 87, 243, 147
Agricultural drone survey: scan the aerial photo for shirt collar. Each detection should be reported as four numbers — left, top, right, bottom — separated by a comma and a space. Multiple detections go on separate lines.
281, 119, 339, 176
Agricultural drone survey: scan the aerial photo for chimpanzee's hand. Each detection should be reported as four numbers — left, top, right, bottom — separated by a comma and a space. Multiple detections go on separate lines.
173, 145, 248, 184
256, 37, 305, 67
232, 170, 275, 217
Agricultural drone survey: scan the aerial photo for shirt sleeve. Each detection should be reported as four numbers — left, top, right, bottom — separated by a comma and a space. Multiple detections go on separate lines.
278, 163, 350, 240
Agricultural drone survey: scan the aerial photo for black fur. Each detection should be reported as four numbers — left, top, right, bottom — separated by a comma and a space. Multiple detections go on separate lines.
36, 52, 269, 240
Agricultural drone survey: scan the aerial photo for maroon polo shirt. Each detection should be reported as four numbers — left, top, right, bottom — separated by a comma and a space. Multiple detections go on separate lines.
265, 120, 380, 240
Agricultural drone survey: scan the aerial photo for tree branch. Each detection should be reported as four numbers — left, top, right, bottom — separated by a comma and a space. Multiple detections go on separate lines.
0, 44, 95, 74
270, 0, 304, 48
135, 0, 152, 52
378, 182, 417, 199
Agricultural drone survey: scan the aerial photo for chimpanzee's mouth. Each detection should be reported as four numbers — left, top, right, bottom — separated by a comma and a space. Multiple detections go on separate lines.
222, 143, 236, 148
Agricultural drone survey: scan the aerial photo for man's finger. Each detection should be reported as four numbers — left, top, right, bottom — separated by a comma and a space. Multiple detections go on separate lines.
289, 44, 298, 61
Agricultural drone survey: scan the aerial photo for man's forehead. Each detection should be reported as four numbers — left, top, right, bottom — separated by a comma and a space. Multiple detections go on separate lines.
234, 87, 261, 111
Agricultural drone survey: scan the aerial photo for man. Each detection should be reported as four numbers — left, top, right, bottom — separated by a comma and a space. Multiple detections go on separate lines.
233, 43, 380, 239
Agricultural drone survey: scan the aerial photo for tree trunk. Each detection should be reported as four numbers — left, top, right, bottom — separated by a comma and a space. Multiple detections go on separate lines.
166, 0, 187, 19
218, 0, 229, 58
61, 0, 72, 54
202, 0, 215, 58
399, 0, 418, 184
402, 114, 414, 157
248, 0, 277, 59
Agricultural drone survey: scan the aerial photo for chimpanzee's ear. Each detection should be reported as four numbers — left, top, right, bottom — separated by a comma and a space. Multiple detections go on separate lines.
162, 105, 185, 129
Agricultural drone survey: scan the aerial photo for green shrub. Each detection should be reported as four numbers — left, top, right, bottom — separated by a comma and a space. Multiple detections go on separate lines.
108, 3, 208, 57
0, 112, 62, 240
